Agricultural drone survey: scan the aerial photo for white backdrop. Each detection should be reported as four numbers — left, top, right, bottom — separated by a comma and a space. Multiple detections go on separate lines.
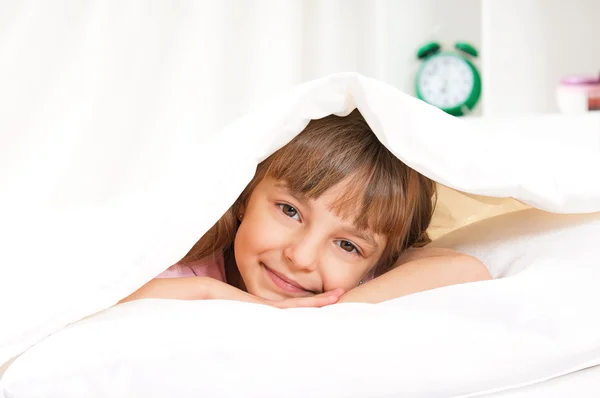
0, 0, 485, 209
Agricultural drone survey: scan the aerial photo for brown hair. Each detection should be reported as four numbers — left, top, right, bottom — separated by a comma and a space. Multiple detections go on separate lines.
182, 109, 436, 276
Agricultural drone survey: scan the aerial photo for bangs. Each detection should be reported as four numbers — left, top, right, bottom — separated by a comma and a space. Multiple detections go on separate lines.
260, 116, 411, 237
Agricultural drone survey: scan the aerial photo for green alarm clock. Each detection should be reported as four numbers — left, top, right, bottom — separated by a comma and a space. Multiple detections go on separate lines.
415, 41, 481, 116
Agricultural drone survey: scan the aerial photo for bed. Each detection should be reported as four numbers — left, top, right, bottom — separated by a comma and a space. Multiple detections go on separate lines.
1, 73, 599, 397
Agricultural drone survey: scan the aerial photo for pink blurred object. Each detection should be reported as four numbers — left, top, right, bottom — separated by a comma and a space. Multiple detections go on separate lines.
556, 74, 600, 114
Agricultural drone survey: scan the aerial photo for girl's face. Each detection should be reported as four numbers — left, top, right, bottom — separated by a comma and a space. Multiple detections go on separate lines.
234, 177, 387, 301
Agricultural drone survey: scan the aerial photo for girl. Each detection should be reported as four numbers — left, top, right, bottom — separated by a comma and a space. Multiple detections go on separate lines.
121, 110, 491, 307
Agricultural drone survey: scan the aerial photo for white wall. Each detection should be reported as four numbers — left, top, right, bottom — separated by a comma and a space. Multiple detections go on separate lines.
302, 0, 482, 107
481, 0, 600, 116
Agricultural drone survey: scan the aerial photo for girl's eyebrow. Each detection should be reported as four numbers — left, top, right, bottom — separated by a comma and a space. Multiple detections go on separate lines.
342, 226, 378, 250
273, 182, 310, 207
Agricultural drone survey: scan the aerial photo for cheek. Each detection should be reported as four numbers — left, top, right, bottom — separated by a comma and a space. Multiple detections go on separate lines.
234, 213, 287, 261
320, 253, 365, 291
234, 222, 258, 266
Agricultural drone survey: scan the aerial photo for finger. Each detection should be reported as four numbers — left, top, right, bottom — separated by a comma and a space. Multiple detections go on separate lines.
274, 293, 340, 309
320, 288, 345, 297
287, 290, 343, 307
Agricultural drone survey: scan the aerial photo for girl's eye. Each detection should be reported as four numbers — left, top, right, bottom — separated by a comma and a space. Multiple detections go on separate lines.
278, 204, 300, 220
336, 240, 361, 256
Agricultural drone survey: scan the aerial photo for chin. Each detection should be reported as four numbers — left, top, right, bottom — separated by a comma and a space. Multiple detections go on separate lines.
248, 286, 288, 302
239, 265, 291, 301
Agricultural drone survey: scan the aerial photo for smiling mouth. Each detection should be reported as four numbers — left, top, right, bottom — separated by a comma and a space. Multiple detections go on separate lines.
261, 263, 314, 295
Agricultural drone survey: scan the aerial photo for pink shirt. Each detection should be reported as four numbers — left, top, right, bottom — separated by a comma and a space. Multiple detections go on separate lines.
156, 251, 226, 282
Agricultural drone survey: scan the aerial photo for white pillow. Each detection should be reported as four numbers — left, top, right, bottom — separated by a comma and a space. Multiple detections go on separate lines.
429, 208, 600, 278
2, 209, 600, 398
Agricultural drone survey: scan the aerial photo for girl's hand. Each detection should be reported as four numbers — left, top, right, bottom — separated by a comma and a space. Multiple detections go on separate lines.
200, 276, 343, 308
264, 288, 344, 309
119, 276, 343, 309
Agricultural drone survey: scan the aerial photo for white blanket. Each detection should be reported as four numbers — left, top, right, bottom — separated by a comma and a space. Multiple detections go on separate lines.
1, 72, 599, 376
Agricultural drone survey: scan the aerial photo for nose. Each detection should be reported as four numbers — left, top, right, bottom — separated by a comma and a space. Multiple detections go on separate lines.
283, 233, 320, 272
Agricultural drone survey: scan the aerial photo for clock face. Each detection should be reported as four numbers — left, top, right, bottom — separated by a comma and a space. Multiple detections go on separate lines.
418, 54, 474, 109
